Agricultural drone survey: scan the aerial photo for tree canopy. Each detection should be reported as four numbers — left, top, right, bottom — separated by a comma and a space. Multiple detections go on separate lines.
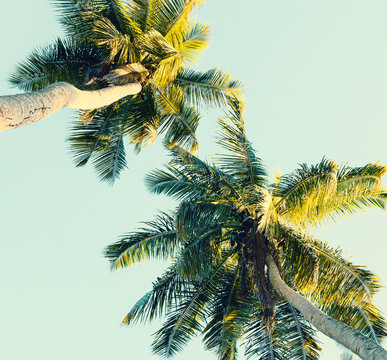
9, 0, 243, 183
105, 103, 387, 359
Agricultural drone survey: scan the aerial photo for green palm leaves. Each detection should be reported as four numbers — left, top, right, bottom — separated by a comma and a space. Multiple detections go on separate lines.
9, 38, 105, 91
274, 160, 386, 228
106, 105, 386, 358
10, 0, 243, 183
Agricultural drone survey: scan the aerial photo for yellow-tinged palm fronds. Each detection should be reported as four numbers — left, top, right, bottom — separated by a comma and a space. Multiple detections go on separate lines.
274, 160, 386, 229
12, 0, 243, 183
106, 105, 386, 358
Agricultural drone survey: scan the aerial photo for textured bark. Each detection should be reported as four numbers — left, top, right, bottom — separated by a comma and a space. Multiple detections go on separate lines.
0, 81, 142, 131
266, 254, 387, 360
253, 227, 275, 330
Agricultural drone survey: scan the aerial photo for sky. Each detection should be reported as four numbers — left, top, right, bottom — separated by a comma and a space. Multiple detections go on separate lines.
0, 1, 386, 359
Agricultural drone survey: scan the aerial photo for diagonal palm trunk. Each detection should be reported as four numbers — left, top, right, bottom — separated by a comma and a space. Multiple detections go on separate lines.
0, 81, 141, 131
266, 254, 387, 360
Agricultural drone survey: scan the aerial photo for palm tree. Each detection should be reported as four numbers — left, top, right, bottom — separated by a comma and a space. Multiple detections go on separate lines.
0, 0, 242, 182
105, 103, 387, 360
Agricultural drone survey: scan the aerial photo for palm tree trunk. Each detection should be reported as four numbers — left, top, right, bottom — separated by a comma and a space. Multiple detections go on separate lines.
266, 254, 387, 360
0, 81, 141, 131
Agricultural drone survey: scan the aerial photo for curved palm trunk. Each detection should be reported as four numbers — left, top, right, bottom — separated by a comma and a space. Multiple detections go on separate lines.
266, 255, 387, 360
0, 81, 141, 131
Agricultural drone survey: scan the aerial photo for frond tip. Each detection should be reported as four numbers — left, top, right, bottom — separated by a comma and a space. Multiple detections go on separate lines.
105, 212, 177, 270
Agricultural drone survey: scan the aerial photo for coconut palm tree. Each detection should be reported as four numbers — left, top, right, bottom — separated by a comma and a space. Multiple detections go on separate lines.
0, 0, 242, 182
105, 103, 387, 360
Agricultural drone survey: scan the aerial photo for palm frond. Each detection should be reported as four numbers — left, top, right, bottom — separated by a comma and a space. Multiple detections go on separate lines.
217, 102, 268, 188
136, 29, 183, 85
280, 230, 320, 294
274, 158, 338, 227
105, 212, 177, 270
152, 294, 204, 357
121, 263, 186, 325
138, 29, 180, 62
145, 147, 246, 205
152, 0, 204, 38
333, 163, 386, 216
68, 105, 127, 183
9, 38, 104, 91
152, 252, 235, 357
281, 228, 387, 341
170, 22, 210, 64
275, 161, 386, 228
203, 262, 253, 360
156, 87, 199, 151
52, 0, 136, 40
244, 318, 280, 360
52, 0, 108, 40
127, 0, 153, 32
145, 166, 195, 200
244, 302, 320, 360
120, 86, 160, 151
175, 212, 239, 279
173, 68, 244, 108
310, 241, 382, 307
91, 127, 127, 184
68, 106, 116, 167
281, 227, 381, 306
103, 0, 143, 37
273, 302, 320, 360
92, 17, 139, 64
174, 198, 237, 242
325, 303, 387, 342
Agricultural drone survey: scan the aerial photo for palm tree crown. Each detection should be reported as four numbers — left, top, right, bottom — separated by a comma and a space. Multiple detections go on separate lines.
10, 0, 242, 182
105, 103, 387, 359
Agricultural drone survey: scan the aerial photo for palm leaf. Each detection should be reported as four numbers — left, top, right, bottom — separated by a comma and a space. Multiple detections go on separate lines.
275, 161, 386, 228
9, 38, 104, 91
244, 318, 280, 360
332, 163, 386, 217
281, 228, 387, 341
175, 211, 238, 279
53, 0, 135, 40
325, 303, 387, 342
152, 252, 235, 357
152, 293, 204, 357
136, 29, 183, 86
280, 226, 320, 294
272, 302, 320, 360
138, 29, 180, 62
121, 263, 186, 324
156, 87, 199, 151
68, 105, 127, 183
203, 262, 253, 360
120, 86, 160, 151
244, 302, 320, 360
170, 22, 210, 64
52, 0, 108, 40
105, 212, 177, 270
152, 0, 204, 38
145, 147, 246, 204
103, 0, 142, 37
68, 106, 116, 167
274, 158, 338, 225
281, 228, 381, 306
173, 68, 243, 108
91, 127, 127, 183
127, 0, 153, 32
217, 102, 268, 188
92, 17, 139, 64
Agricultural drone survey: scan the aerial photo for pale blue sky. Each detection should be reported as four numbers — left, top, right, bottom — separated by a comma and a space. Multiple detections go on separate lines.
0, 1, 386, 359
